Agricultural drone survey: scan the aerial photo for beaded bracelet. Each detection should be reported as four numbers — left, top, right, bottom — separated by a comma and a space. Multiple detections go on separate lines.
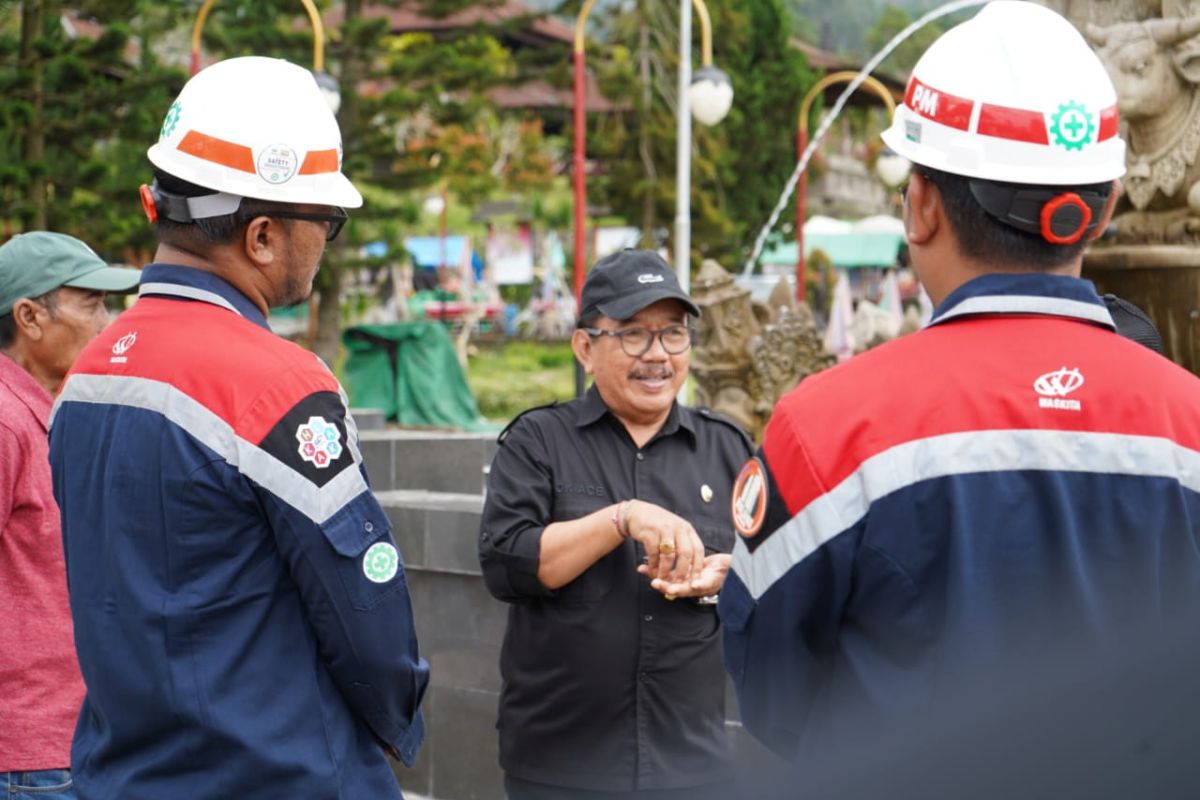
611, 500, 631, 539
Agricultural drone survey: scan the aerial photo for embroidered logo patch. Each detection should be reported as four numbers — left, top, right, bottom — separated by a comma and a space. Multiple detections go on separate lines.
110, 331, 137, 364
363, 542, 399, 583
731, 457, 768, 539
637, 273, 665, 284
295, 416, 343, 468
1034, 366, 1084, 412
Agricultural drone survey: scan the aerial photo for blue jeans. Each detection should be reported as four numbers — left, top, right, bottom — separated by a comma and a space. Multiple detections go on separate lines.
0, 770, 76, 799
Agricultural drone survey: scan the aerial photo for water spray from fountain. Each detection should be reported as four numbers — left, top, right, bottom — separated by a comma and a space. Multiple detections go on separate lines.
741, 0, 990, 278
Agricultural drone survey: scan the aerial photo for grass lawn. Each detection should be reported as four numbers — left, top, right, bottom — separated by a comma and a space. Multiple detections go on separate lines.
467, 339, 578, 423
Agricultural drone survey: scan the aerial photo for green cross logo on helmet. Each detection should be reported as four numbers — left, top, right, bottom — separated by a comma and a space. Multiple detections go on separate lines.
160, 101, 183, 140
1050, 101, 1095, 151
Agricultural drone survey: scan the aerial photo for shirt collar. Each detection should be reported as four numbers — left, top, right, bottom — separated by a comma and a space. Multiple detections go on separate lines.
929, 273, 1116, 331
576, 384, 697, 445
0, 352, 52, 432
137, 264, 271, 331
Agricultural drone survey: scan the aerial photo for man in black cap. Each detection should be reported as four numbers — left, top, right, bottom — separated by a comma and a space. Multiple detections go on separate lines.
479, 249, 754, 800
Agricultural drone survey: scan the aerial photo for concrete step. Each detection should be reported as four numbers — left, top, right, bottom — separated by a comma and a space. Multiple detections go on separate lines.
349, 407, 388, 432
361, 430, 497, 495
375, 488, 505, 800
376, 489, 484, 576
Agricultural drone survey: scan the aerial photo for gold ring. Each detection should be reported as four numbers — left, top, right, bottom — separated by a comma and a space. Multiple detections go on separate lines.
658, 541, 675, 554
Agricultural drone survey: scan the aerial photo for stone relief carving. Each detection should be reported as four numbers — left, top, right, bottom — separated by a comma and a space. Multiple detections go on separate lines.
691, 260, 834, 442
1044, 1, 1200, 242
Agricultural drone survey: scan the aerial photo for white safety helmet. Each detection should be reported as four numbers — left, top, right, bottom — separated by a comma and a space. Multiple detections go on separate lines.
147, 56, 362, 217
881, 1, 1126, 188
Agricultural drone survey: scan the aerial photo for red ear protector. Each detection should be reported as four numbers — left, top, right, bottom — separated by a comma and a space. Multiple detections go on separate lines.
967, 180, 1110, 245
1039, 193, 1092, 245
139, 184, 159, 224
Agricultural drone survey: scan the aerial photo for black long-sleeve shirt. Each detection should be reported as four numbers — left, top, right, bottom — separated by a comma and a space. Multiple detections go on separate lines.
478, 386, 753, 791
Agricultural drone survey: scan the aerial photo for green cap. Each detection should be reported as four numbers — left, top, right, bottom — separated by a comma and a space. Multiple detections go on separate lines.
0, 232, 142, 316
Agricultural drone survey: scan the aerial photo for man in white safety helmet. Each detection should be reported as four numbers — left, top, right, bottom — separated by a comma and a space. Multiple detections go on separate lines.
49, 57, 428, 800
719, 0, 1200, 785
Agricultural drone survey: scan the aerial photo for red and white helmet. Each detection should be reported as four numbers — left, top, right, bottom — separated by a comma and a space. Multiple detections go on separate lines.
148, 56, 362, 211
881, 1, 1126, 187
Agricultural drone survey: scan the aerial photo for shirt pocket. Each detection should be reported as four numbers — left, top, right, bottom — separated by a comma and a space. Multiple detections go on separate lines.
320, 500, 406, 612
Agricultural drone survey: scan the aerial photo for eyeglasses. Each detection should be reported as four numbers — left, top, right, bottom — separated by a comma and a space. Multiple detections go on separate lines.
265, 207, 349, 241
584, 324, 695, 357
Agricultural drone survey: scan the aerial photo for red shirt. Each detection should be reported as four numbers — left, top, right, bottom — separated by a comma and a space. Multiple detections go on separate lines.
0, 353, 85, 770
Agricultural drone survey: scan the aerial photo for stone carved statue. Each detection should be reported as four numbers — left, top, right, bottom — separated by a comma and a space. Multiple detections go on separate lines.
1044, 1, 1200, 241
1044, 1, 1200, 374
691, 260, 834, 442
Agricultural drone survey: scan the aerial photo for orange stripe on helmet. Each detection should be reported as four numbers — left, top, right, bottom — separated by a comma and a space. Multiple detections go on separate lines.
176, 131, 256, 174
299, 149, 340, 175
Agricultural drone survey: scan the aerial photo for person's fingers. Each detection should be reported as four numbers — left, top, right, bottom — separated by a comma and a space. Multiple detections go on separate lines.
667, 525, 699, 583
686, 530, 706, 584
644, 541, 661, 577
651, 532, 674, 580
657, 531, 680, 582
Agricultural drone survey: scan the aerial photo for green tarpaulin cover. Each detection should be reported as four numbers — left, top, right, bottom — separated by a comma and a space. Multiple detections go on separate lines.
342, 322, 489, 431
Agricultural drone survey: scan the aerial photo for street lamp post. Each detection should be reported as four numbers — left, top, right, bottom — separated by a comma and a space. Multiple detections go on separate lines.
190, 0, 340, 111
574, 0, 731, 397
794, 71, 896, 303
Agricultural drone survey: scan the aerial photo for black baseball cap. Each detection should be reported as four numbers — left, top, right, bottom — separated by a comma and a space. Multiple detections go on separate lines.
579, 249, 700, 323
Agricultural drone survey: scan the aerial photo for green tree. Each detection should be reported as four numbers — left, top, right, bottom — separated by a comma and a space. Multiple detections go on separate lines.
588, 0, 816, 273
864, 4, 945, 80
187, 0, 562, 363
0, 1, 185, 258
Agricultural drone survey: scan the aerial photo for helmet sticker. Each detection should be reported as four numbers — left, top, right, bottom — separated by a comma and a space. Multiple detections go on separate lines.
160, 101, 182, 140
258, 144, 299, 184
1050, 101, 1095, 151
905, 120, 922, 143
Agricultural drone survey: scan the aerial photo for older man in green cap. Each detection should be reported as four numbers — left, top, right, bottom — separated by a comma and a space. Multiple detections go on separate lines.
0, 231, 138, 799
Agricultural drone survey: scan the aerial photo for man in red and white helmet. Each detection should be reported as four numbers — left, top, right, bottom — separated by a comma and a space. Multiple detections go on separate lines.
49, 57, 428, 800
719, 0, 1200, 774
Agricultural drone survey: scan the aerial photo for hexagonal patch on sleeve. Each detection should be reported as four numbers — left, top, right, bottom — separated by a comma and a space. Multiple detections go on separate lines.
295, 415, 344, 469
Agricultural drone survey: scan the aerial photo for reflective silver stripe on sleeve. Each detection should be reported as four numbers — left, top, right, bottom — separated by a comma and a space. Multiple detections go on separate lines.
731, 428, 1200, 601
53, 373, 369, 525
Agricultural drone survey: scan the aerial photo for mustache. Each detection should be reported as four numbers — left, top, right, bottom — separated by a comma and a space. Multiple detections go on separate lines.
629, 365, 674, 380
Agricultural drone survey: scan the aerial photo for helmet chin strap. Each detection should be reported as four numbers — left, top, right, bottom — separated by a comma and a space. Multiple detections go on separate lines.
139, 179, 244, 224
967, 180, 1111, 245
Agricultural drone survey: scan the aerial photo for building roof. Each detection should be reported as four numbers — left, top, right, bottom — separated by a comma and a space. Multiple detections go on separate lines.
486, 77, 615, 113
325, 2, 573, 48
789, 37, 907, 106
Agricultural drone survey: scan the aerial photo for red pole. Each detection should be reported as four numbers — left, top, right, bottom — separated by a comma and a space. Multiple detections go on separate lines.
190, 49, 201, 77
795, 128, 807, 304
572, 49, 587, 311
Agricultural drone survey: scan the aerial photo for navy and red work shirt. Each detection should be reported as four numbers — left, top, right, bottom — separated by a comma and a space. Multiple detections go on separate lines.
50, 264, 428, 800
720, 273, 1200, 759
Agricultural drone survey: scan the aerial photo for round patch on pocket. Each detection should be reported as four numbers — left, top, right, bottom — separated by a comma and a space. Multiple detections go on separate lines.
363, 542, 399, 583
